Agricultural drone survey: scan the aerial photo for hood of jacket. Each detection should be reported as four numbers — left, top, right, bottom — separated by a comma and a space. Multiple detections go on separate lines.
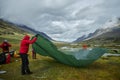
23, 35, 30, 40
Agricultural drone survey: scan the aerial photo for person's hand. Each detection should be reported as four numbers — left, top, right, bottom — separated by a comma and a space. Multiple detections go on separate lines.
35, 34, 39, 37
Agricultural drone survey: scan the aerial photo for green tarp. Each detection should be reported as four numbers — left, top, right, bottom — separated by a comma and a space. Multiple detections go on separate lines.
32, 34, 107, 67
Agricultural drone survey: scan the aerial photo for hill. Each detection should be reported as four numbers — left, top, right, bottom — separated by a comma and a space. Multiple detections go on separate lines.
74, 18, 120, 46
0, 19, 53, 41
79, 25, 120, 50
16, 25, 53, 40
74, 24, 120, 43
0, 19, 28, 36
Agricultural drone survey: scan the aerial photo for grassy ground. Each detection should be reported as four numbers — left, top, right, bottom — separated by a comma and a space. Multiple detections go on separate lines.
0, 35, 120, 80
0, 55, 120, 80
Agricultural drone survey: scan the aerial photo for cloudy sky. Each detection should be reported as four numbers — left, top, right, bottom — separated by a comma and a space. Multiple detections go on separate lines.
0, 0, 120, 42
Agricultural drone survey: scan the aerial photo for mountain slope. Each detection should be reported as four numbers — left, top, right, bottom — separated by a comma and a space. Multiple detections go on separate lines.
74, 18, 120, 43
95, 25, 120, 40
79, 25, 120, 48
0, 19, 53, 40
0, 19, 27, 35
16, 25, 53, 40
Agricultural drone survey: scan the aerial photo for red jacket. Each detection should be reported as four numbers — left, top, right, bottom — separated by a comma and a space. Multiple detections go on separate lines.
19, 35, 37, 54
0, 42, 11, 53
82, 44, 88, 49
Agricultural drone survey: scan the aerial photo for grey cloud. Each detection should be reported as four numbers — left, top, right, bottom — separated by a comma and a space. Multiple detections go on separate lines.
0, 0, 120, 42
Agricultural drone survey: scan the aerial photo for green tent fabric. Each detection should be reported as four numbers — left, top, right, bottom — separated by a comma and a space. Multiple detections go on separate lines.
32, 34, 107, 67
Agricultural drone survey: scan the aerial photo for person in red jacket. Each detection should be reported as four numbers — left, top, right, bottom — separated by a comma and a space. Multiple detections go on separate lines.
19, 34, 37, 75
82, 44, 88, 49
0, 40, 11, 64
0, 40, 11, 53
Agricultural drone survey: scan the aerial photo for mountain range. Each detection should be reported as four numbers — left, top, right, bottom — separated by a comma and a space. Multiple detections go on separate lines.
0, 19, 27, 35
16, 24, 53, 40
1, 18, 120, 43
73, 18, 120, 43
0, 19, 53, 40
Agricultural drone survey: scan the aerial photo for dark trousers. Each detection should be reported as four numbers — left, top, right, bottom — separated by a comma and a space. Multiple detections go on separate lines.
0, 53, 6, 64
20, 54, 31, 74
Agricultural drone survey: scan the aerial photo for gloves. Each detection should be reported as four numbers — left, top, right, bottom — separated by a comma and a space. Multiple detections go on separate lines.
35, 34, 39, 37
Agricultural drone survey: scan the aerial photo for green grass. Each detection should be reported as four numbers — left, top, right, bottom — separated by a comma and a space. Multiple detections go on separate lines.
0, 34, 120, 80
0, 55, 120, 80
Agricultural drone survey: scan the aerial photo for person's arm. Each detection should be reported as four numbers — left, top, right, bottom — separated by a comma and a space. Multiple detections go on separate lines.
8, 43, 12, 47
29, 37, 37, 44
